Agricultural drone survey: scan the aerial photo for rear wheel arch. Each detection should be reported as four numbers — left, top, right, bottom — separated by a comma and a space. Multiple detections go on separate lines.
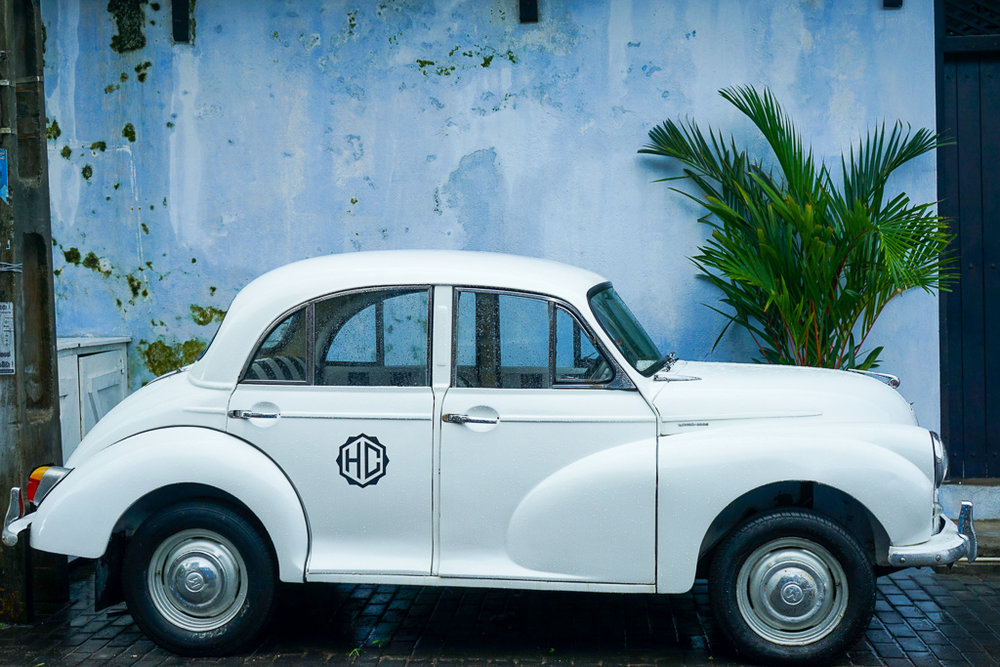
98, 484, 278, 611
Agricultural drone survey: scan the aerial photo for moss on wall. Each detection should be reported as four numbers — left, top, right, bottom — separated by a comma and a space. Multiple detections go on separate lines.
137, 338, 206, 377
190, 304, 227, 326
108, 0, 149, 53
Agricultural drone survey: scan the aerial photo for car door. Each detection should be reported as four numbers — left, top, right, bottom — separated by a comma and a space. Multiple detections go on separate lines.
438, 289, 658, 584
227, 286, 434, 577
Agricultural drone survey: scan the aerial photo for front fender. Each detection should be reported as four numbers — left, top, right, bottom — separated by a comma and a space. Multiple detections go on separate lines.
28, 427, 308, 582
657, 426, 932, 593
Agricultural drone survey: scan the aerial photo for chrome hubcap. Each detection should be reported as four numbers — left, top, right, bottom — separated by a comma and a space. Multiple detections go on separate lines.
736, 537, 848, 645
148, 529, 248, 632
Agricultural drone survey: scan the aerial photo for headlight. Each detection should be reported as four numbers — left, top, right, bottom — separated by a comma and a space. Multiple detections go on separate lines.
931, 431, 948, 487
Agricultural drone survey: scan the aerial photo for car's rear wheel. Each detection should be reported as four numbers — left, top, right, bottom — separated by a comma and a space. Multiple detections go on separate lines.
123, 502, 276, 656
709, 509, 875, 665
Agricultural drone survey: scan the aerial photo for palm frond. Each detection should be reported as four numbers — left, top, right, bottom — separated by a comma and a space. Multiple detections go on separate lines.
640, 85, 955, 369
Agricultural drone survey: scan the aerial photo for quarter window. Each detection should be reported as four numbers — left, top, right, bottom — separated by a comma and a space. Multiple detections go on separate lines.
244, 308, 308, 383
554, 306, 613, 384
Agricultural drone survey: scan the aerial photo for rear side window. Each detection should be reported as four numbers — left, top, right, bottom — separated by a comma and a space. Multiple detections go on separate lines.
315, 289, 430, 387
242, 287, 431, 387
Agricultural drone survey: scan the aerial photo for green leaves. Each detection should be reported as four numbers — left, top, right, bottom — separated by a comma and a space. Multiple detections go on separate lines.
640, 85, 954, 370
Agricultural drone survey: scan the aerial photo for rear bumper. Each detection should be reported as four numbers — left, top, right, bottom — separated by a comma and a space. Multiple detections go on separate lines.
2, 486, 28, 547
888, 501, 978, 567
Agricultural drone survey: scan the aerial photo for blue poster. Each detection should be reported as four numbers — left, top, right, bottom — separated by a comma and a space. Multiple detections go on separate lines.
0, 148, 7, 204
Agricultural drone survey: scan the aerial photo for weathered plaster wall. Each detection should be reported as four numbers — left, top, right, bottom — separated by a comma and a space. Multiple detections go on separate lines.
40, 1, 941, 427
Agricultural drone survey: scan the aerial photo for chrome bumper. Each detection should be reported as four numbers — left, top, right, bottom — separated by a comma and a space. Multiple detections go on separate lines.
887, 501, 977, 567
2, 486, 24, 547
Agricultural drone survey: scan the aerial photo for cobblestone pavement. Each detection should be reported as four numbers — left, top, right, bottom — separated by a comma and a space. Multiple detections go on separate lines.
2, 563, 1000, 666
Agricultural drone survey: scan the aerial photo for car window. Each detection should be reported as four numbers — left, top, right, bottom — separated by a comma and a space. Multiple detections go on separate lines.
244, 308, 308, 383
315, 288, 430, 387
554, 306, 613, 384
454, 290, 613, 388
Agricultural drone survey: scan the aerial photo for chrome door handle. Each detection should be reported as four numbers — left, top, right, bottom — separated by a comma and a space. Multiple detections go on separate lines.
442, 413, 498, 425
228, 409, 279, 419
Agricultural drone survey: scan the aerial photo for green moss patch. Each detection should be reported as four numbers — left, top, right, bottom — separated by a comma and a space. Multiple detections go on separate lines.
108, 0, 149, 53
190, 304, 227, 326
137, 338, 206, 377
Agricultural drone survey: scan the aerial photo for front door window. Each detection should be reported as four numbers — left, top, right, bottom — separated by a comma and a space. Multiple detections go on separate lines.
453, 290, 614, 388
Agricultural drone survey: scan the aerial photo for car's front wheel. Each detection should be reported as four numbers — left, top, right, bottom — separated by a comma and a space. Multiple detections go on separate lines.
709, 509, 875, 665
122, 502, 276, 656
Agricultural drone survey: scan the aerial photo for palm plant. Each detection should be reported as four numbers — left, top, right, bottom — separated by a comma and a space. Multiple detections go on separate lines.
639, 85, 953, 369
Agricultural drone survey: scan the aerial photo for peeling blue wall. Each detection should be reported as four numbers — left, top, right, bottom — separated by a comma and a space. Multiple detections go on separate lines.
40, 1, 940, 427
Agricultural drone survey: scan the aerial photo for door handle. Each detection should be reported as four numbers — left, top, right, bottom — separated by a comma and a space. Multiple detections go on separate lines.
442, 413, 498, 425
228, 409, 279, 419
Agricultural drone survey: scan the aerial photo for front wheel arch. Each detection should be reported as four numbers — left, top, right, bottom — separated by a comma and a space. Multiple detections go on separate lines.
696, 481, 891, 573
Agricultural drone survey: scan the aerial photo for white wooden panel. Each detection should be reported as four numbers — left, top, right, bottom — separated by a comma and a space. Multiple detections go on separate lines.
79, 350, 127, 435
57, 353, 81, 463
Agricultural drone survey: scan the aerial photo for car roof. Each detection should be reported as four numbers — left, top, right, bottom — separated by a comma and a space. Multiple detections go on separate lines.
190, 250, 609, 385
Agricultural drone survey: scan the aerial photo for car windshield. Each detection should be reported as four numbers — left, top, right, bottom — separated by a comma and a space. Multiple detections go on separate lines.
589, 285, 667, 376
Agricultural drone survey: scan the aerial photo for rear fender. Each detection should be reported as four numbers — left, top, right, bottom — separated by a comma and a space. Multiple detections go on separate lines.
28, 427, 308, 582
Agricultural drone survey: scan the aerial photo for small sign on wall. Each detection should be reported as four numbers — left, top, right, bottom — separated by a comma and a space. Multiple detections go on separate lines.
0, 149, 8, 204
0, 302, 14, 374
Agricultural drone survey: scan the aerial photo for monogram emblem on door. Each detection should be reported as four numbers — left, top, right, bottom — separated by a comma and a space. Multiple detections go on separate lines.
336, 434, 389, 487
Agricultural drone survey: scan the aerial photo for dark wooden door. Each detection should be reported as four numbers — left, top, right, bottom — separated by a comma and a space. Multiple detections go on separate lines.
939, 52, 1000, 479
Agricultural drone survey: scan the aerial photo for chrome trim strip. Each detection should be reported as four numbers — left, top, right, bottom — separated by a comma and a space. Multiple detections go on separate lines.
653, 373, 701, 382
660, 410, 822, 422
2, 487, 23, 547
847, 368, 900, 388
33, 467, 71, 506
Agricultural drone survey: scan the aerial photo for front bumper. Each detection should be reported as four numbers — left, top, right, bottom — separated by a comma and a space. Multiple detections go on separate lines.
888, 501, 978, 567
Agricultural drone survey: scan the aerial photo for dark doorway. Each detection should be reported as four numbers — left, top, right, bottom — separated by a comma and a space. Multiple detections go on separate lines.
938, 1, 1000, 479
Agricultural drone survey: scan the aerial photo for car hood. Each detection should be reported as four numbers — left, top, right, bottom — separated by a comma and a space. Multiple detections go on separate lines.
651, 361, 917, 435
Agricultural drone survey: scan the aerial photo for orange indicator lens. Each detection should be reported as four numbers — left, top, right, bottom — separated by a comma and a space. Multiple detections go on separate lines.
26, 466, 50, 504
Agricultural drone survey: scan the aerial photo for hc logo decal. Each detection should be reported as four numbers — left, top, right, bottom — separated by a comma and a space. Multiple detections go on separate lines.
337, 434, 389, 488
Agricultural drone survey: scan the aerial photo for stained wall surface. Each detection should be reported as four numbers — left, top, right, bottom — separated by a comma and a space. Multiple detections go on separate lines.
40, 1, 941, 427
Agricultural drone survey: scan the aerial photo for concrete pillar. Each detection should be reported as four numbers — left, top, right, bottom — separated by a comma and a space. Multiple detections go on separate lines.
0, 0, 68, 623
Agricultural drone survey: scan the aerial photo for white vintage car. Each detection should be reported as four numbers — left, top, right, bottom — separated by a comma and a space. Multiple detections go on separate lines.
3, 250, 976, 664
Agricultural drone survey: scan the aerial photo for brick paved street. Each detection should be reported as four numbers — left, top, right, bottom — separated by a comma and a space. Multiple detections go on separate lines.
1, 562, 999, 666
